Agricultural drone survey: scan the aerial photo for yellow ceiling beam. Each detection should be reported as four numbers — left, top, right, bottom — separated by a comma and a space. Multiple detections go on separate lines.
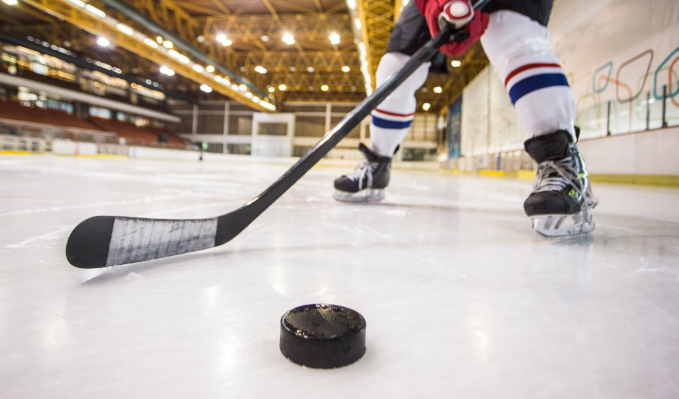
18, 0, 275, 111
354, 0, 374, 91
393, 0, 402, 23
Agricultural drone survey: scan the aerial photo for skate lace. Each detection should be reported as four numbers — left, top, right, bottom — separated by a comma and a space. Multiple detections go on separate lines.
534, 157, 599, 208
345, 161, 378, 189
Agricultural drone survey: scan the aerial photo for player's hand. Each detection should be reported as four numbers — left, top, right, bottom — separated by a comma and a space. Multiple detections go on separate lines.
415, 0, 489, 56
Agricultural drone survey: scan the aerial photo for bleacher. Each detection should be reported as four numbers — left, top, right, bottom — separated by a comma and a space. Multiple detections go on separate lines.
88, 117, 189, 147
88, 116, 163, 144
145, 125, 189, 146
0, 100, 103, 132
0, 100, 190, 148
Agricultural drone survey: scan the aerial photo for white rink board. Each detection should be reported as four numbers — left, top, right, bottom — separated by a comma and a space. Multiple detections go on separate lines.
52, 140, 98, 156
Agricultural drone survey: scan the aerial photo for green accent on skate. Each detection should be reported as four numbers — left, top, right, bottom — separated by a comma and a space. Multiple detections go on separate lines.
588, 174, 679, 187
568, 189, 578, 199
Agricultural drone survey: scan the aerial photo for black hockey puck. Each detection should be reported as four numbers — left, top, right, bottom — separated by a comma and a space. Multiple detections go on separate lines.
280, 304, 366, 369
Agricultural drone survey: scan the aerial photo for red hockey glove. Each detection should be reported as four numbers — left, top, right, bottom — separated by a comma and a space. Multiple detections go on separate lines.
414, 0, 489, 56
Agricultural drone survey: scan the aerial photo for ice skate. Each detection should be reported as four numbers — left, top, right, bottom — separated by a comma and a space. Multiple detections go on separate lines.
523, 129, 599, 238
333, 143, 394, 202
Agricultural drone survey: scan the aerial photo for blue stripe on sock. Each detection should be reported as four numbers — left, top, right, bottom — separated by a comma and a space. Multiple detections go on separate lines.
372, 115, 413, 129
508, 73, 570, 105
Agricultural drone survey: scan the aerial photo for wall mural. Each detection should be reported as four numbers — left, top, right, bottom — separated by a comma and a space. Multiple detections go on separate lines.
460, 0, 679, 157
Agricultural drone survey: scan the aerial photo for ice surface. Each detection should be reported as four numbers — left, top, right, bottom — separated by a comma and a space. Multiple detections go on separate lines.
1, 154, 679, 398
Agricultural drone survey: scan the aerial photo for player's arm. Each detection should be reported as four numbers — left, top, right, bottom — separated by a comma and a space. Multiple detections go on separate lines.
414, 0, 490, 56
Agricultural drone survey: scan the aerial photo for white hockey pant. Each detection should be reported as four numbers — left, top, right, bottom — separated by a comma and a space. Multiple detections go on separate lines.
481, 10, 577, 140
370, 53, 430, 157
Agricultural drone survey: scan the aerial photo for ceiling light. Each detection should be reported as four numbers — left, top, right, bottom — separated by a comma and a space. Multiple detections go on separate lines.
231, 84, 239, 90
200, 84, 212, 93
282, 33, 295, 45
254, 66, 267, 74
290, 66, 296, 72
329, 32, 340, 45
197, 36, 205, 43
433, 86, 442, 93
216, 34, 227, 43
278, 84, 287, 91
3, 0, 19, 5
160, 66, 175, 76
65, 0, 85, 6
85, 4, 106, 17
115, 24, 134, 36
144, 38, 158, 48
163, 41, 173, 49
268, 87, 275, 93
260, 35, 269, 42
342, 66, 350, 72
156, 36, 163, 44
206, 65, 215, 72
451, 60, 462, 67
168, 50, 190, 64
96, 37, 110, 47
252, 97, 260, 103
422, 103, 431, 111
346, 0, 357, 10
321, 85, 329, 91
239, 84, 247, 92
307, 67, 314, 73
355, 18, 361, 30
245, 92, 253, 98
192, 64, 205, 73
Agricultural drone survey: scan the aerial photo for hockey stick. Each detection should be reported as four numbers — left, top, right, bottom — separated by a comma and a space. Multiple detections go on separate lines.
66, 2, 487, 268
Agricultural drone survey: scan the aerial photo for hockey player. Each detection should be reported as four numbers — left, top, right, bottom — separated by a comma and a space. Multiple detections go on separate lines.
333, 0, 598, 237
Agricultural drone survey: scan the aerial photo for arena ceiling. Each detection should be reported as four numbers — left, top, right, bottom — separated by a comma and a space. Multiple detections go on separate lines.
0, 0, 488, 112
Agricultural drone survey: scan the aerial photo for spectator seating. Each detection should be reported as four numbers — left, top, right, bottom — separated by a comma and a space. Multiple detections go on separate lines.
88, 117, 161, 144
0, 100, 102, 131
0, 100, 189, 147
145, 126, 189, 146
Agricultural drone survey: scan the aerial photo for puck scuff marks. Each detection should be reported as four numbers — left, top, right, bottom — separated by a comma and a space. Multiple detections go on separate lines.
279, 304, 366, 369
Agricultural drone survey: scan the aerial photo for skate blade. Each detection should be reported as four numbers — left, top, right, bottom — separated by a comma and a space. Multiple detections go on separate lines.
530, 208, 595, 238
333, 189, 385, 203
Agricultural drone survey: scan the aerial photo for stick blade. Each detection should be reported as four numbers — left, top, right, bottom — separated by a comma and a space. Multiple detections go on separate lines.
66, 216, 220, 268
66, 216, 116, 269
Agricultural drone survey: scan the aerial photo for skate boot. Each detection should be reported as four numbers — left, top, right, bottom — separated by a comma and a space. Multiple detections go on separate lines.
523, 129, 599, 238
333, 143, 394, 202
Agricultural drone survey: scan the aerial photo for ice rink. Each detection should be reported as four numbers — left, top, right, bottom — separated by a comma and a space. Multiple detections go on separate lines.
2, 154, 679, 398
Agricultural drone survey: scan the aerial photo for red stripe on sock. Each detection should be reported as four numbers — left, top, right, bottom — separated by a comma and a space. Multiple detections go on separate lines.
374, 108, 415, 117
504, 63, 562, 87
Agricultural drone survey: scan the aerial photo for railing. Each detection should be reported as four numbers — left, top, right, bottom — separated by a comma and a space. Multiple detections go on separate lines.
577, 86, 678, 140
0, 119, 118, 144
0, 119, 196, 151
0, 134, 52, 153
